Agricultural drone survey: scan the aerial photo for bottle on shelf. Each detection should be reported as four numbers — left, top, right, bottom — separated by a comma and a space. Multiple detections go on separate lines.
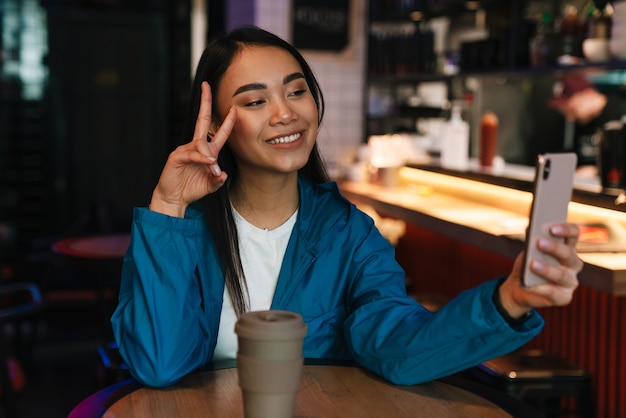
557, 4, 585, 64
479, 110, 499, 168
529, 9, 555, 67
440, 103, 469, 171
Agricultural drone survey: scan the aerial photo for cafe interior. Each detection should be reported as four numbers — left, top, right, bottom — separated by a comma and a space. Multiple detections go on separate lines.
1, 0, 626, 416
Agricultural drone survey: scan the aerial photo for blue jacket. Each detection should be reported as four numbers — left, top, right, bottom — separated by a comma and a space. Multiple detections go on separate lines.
111, 178, 543, 387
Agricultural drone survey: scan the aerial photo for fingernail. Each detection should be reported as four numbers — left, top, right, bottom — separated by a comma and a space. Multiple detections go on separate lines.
211, 164, 222, 176
538, 238, 551, 249
531, 260, 545, 272
551, 225, 564, 234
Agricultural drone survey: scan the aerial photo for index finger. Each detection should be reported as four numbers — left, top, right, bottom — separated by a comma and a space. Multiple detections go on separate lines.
207, 106, 237, 151
192, 81, 212, 141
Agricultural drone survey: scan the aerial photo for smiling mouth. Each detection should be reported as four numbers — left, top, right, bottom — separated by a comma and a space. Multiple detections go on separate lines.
266, 132, 302, 145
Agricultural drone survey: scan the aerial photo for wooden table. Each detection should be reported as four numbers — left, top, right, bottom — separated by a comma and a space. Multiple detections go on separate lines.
50, 234, 130, 338
69, 364, 538, 417
51, 234, 130, 276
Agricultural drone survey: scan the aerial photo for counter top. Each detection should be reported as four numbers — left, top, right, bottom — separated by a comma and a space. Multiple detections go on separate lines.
406, 161, 626, 213
339, 167, 626, 296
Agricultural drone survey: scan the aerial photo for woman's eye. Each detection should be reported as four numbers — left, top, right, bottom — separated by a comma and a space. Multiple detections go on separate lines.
289, 89, 307, 97
245, 99, 265, 107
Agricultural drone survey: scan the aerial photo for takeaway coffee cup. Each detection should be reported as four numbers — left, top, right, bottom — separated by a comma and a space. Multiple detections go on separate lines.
235, 310, 308, 418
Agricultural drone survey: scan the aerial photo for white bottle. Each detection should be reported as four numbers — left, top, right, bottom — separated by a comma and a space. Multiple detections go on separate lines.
440, 104, 469, 170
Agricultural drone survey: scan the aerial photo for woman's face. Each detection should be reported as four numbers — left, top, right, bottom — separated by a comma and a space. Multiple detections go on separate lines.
214, 45, 319, 177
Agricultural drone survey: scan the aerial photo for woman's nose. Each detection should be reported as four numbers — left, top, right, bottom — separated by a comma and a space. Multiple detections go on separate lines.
270, 98, 296, 124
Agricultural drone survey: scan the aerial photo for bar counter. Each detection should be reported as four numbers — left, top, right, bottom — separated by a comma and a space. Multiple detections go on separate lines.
339, 166, 626, 296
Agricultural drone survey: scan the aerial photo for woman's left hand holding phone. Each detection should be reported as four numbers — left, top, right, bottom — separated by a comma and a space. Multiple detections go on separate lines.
498, 222, 582, 319
150, 82, 237, 217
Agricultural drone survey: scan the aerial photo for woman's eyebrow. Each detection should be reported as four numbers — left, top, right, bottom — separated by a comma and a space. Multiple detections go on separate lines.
233, 72, 305, 97
233, 82, 265, 97
283, 72, 304, 84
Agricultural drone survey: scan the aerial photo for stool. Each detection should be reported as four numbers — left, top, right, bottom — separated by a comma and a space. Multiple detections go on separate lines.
96, 341, 131, 386
468, 349, 593, 418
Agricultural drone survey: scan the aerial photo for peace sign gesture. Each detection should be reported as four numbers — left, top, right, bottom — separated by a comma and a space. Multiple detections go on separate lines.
150, 82, 237, 217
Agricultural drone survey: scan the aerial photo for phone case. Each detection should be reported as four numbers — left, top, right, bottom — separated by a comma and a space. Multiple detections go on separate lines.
522, 153, 578, 287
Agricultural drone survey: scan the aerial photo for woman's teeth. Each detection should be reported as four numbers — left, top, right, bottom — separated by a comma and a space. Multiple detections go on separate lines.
267, 133, 301, 145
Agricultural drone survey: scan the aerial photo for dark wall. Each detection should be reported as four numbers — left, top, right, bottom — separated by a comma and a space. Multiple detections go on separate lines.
44, 1, 192, 234
1, 0, 232, 280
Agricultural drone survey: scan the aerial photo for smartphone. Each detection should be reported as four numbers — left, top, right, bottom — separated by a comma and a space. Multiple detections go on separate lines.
522, 153, 577, 287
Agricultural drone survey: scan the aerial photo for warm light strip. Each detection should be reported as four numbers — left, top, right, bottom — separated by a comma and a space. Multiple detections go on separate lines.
568, 201, 626, 224
398, 167, 533, 216
398, 167, 626, 225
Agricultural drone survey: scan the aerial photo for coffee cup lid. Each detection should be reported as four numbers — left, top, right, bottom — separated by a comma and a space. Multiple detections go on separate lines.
235, 310, 308, 340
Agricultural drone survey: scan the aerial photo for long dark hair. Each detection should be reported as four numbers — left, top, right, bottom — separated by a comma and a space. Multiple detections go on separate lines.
180, 26, 329, 316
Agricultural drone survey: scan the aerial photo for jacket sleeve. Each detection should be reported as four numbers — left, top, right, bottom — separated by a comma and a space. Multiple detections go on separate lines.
111, 207, 218, 387
342, 214, 544, 385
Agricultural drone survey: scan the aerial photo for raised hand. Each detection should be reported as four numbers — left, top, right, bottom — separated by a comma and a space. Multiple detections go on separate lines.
150, 82, 237, 217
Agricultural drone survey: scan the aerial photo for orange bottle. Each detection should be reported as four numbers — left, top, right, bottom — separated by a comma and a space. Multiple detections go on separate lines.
480, 111, 499, 168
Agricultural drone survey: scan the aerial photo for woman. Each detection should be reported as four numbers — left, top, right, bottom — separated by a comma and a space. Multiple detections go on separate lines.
111, 26, 582, 388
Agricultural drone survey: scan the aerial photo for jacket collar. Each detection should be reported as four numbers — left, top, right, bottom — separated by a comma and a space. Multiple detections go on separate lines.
271, 177, 350, 306
294, 177, 350, 254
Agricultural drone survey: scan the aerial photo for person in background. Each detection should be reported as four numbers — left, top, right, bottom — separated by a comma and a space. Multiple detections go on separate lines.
548, 72, 626, 176
111, 26, 582, 388
550, 73, 607, 125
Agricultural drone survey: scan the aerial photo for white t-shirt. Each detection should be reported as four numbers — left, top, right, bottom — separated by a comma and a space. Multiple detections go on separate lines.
212, 207, 298, 361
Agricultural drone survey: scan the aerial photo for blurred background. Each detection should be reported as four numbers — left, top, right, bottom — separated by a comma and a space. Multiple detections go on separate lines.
1, 1, 221, 416
1, 0, 626, 416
